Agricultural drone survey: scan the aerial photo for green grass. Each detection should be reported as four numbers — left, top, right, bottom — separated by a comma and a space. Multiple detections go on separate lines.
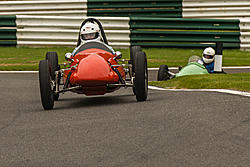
1, 46, 250, 91
0, 46, 250, 70
150, 73, 250, 92
143, 48, 250, 67
0, 47, 131, 70
0, 47, 72, 70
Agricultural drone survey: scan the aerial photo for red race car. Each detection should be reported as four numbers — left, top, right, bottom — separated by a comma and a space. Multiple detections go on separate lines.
39, 18, 148, 110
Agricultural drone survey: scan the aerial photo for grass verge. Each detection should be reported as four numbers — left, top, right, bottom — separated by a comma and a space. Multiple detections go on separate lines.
143, 48, 250, 67
1, 47, 250, 70
150, 73, 250, 92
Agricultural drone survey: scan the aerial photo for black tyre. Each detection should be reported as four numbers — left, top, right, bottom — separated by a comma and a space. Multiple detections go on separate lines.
46, 52, 60, 100
130, 46, 142, 73
157, 65, 170, 81
134, 51, 148, 101
39, 60, 54, 110
130, 46, 142, 95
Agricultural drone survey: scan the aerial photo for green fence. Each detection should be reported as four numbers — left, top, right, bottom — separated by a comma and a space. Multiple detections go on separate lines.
130, 17, 241, 48
0, 16, 17, 46
87, 0, 182, 17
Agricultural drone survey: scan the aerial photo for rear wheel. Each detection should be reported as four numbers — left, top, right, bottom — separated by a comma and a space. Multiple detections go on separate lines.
39, 60, 54, 110
46, 52, 60, 100
157, 65, 170, 81
134, 51, 148, 101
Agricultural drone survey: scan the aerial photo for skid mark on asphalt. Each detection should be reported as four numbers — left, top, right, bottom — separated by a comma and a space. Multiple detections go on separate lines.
148, 86, 250, 98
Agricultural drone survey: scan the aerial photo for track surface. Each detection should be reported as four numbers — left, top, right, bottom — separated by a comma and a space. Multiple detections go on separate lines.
0, 74, 250, 167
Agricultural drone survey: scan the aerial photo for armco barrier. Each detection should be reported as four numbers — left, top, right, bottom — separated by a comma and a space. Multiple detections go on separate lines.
183, 0, 250, 19
1, 0, 250, 49
16, 15, 130, 47
87, 0, 182, 17
0, 0, 182, 17
130, 17, 241, 48
0, 0, 87, 16
0, 15, 16, 27
0, 29, 16, 40
2, 0, 249, 19
0, 16, 17, 46
181, 0, 250, 49
0, 15, 243, 49
130, 17, 240, 30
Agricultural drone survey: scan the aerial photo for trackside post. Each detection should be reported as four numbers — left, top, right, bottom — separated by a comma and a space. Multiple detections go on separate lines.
214, 42, 223, 72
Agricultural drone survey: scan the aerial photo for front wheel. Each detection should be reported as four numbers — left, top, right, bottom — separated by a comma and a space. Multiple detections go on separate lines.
130, 46, 142, 73
39, 60, 54, 110
46, 52, 60, 100
134, 51, 148, 101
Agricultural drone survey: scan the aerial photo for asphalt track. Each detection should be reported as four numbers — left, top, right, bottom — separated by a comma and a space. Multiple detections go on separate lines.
0, 73, 250, 167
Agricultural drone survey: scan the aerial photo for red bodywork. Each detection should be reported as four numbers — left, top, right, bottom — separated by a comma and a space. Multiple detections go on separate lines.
63, 48, 125, 96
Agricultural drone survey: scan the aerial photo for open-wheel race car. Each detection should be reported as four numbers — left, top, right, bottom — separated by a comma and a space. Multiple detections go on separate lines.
157, 56, 209, 81
39, 18, 148, 110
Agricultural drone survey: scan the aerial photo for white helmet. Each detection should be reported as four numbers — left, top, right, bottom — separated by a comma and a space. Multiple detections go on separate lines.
202, 47, 215, 64
80, 22, 100, 42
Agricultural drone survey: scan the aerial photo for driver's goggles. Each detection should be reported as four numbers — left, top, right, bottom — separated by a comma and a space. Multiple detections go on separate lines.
203, 54, 214, 59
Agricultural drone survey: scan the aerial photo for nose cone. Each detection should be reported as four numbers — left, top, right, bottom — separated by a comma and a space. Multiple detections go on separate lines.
74, 54, 115, 85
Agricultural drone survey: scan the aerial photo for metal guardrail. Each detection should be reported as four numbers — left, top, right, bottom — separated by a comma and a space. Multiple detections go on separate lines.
1, 0, 250, 49
130, 17, 240, 30
87, 0, 182, 17
240, 19, 250, 49
0, 16, 16, 27
182, 0, 250, 49
0, 16, 17, 46
0, 0, 87, 16
183, 0, 250, 19
130, 17, 241, 48
16, 15, 130, 47
0, 0, 182, 17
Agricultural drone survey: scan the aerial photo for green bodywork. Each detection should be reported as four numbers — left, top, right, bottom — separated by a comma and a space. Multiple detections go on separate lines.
175, 62, 209, 77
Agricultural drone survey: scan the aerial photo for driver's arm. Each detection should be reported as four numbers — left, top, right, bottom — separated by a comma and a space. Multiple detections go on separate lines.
72, 45, 82, 56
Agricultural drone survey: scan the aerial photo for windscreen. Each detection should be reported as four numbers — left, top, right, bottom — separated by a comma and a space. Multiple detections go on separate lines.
188, 55, 202, 63
74, 41, 114, 56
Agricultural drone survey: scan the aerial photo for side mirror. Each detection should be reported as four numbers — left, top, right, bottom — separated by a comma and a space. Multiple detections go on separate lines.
65, 52, 73, 61
114, 51, 122, 60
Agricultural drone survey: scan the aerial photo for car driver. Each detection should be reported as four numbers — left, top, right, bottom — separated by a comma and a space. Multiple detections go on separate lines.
202, 47, 216, 73
72, 22, 114, 56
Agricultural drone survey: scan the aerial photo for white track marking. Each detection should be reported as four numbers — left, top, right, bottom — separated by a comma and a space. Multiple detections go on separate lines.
148, 86, 168, 91
148, 67, 178, 70
148, 67, 250, 71
0, 66, 250, 73
148, 86, 250, 97
0, 71, 38, 73
223, 66, 250, 69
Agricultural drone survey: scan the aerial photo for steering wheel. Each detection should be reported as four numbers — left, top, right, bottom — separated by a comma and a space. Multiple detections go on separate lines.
76, 18, 109, 47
